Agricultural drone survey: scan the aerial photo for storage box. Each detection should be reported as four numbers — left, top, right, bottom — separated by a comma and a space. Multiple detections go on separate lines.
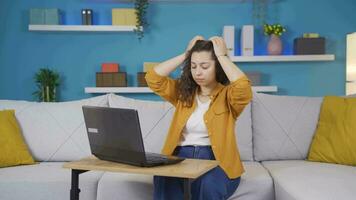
294, 37, 325, 55
241, 25, 254, 56
30, 8, 61, 25
143, 62, 160, 72
112, 9, 137, 26
45, 9, 61, 25
245, 71, 261, 86
102, 63, 120, 73
223, 26, 235, 57
30, 9, 45, 24
137, 72, 147, 87
96, 72, 127, 87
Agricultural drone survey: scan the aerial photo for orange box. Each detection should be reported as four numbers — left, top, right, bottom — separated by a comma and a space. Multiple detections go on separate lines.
102, 63, 119, 73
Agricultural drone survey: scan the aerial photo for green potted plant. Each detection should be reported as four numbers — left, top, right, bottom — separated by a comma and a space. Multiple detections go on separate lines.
263, 23, 287, 55
134, 0, 149, 40
32, 68, 60, 102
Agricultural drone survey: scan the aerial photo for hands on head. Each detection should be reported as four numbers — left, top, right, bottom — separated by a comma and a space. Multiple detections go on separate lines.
185, 35, 205, 53
185, 35, 228, 57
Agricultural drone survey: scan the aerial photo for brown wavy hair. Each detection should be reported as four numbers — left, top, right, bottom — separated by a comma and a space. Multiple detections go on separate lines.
177, 40, 229, 107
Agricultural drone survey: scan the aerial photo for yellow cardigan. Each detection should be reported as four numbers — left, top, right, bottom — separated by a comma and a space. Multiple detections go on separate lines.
145, 68, 252, 179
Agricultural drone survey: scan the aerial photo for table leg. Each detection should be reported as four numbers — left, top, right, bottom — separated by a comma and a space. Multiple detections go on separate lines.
183, 178, 191, 200
70, 169, 88, 200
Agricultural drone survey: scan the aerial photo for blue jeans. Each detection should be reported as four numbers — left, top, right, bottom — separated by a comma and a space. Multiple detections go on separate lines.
153, 146, 241, 200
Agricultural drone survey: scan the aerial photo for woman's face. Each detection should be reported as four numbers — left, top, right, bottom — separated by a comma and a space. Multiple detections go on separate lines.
190, 51, 217, 87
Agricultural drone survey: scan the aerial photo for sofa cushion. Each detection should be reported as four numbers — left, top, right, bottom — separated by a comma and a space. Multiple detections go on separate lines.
0, 162, 104, 200
0, 110, 35, 167
308, 96, 356, 166
108, 93, 174, 154
229, 161, 274, 200
108, 94, 253, 161
252, 93, 323, 161
0, 95, 108, 161
262, 160, 356, 200
235, 102, 253, 161
95, 161, 273, 200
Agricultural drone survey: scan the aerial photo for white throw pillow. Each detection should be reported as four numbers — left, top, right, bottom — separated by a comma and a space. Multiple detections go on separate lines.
252, 93, 323, 161
0, 94, 109, 161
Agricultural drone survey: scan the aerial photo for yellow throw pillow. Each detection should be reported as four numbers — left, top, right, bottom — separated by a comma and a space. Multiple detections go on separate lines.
307, 96, 356, 166
0, 110, 35, 167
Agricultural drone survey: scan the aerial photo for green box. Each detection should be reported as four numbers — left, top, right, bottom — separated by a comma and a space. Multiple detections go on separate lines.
45, 9, 61, 25
30, 8, 45, 24
29, 8, 61, 25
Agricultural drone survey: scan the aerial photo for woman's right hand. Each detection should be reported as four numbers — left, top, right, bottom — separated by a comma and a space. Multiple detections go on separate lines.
185, 35, 205, 54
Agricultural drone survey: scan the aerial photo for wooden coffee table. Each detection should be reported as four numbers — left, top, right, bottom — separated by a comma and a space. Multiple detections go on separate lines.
63, 156, 219, 200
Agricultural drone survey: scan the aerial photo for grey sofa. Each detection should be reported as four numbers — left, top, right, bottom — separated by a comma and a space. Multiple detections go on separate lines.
0, 92, 355, 200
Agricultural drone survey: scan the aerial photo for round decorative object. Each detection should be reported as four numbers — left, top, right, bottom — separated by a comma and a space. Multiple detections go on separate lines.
267, 34, 282, 55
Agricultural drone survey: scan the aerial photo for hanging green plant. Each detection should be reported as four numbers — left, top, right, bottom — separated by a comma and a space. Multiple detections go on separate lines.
32, 68, 60, 102
252, 0, 268, 26
134, 0, 149, 40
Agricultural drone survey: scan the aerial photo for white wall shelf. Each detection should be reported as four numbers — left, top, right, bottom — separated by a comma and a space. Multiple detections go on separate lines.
93, 0, 267, 2
230, 54, 335, 62
85, 86, 278, 94
28, 25, 140, 32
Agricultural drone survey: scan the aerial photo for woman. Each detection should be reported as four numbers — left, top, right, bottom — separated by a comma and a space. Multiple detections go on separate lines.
145, 35, 252, 200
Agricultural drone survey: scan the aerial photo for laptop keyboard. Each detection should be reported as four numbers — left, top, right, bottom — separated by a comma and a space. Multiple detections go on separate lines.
145, 152, 170, 163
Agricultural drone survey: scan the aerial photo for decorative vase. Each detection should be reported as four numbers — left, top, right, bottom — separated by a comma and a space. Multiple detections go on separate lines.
267, 34, 282, 55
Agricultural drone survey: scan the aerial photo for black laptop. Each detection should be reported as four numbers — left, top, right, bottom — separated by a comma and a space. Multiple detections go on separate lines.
82, 106, 184, 167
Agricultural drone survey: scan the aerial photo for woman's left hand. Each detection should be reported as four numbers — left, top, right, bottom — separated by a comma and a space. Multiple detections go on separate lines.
209, 36, 228, 57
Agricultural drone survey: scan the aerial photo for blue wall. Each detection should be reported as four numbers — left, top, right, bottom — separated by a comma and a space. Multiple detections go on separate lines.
1, 0, 356, 101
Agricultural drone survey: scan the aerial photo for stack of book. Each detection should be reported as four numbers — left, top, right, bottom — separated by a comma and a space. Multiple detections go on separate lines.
96, 63, 127, 87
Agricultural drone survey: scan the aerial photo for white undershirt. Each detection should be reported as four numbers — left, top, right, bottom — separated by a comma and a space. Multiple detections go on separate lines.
179, 94, 211, 146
